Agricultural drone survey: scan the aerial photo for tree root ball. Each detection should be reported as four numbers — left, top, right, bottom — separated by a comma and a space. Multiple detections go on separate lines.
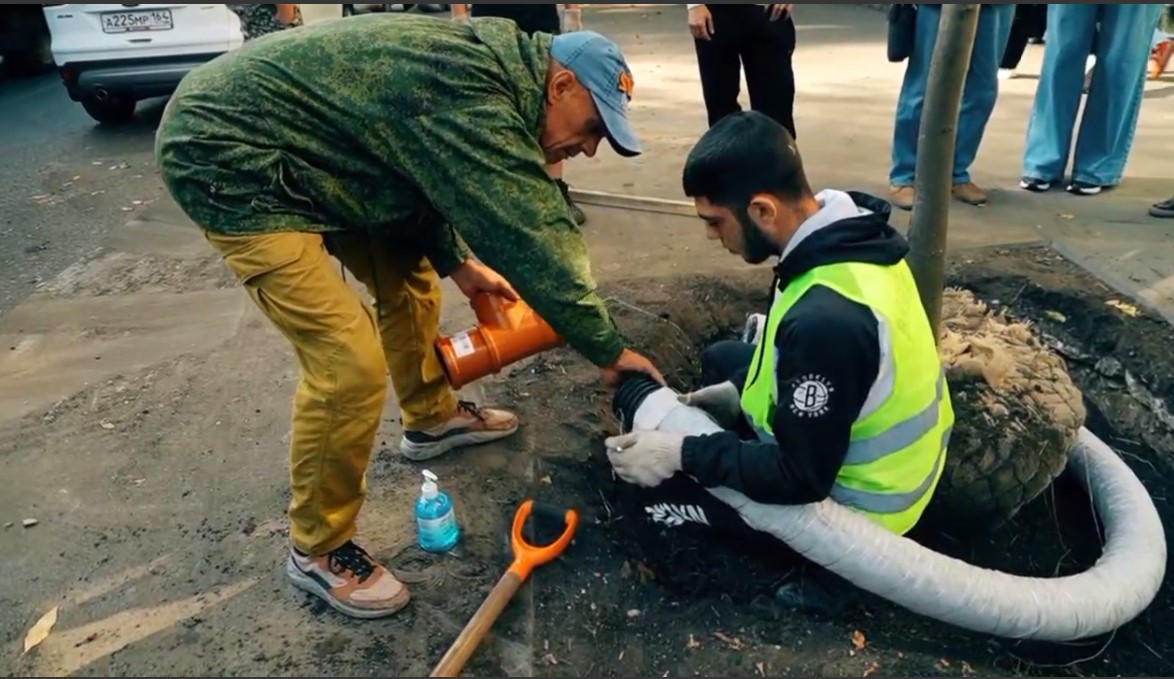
933, 289, 1087, 526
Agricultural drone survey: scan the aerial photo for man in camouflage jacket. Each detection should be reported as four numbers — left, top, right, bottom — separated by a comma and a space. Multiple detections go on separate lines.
156, 14, 661, 620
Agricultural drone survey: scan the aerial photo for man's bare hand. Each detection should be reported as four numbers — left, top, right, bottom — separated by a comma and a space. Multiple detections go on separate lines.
688, 5, 715, 40
450, 260, 519, 302
601, 349, 665, 388
766, 4, 793, 21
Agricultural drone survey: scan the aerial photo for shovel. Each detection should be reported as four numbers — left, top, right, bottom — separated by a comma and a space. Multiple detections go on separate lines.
430, 500, 579, 677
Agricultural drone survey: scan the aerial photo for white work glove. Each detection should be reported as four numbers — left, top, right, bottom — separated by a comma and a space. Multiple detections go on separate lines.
562, 7, 583, 33
605, 431, 685, 488
678, 381, 742, 429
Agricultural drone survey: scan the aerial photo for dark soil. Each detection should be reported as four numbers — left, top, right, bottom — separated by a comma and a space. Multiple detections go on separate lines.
486, 244, 1174, 678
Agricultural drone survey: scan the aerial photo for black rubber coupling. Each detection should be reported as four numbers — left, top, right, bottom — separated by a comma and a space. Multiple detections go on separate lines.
611, 373, 664, 433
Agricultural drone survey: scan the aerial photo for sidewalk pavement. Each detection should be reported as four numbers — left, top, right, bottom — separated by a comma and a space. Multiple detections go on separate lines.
573, 4, 1174, 323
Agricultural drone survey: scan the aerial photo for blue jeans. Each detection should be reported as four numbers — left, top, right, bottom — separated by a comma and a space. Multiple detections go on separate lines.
890, 4, 1015, 186
1022, 4, 1162, 187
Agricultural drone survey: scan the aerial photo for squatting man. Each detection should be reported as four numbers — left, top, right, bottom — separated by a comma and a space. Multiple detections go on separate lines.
156, 16, 662, 620
606, 111, 955, 597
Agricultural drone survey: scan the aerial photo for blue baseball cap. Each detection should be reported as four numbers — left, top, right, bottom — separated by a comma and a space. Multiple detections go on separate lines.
550, 30, 642, 158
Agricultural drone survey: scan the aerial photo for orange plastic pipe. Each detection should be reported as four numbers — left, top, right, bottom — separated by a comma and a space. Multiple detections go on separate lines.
435, 293, 566, 389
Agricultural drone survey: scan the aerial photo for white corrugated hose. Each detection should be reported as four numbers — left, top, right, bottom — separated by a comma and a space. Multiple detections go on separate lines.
628, 386, 1167, 642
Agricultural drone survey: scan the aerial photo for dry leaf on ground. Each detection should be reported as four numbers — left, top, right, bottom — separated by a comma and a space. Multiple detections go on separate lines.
22, 605, 59, 655
1106, 300, 1141, 317
851, 630, 867, 651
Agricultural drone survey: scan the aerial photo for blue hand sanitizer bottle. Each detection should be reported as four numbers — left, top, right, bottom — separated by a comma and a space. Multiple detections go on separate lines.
416, 470, 460, 553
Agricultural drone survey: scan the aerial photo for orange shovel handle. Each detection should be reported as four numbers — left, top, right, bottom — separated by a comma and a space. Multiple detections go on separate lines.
508, 500, 580, 581
430, 500, 579, 677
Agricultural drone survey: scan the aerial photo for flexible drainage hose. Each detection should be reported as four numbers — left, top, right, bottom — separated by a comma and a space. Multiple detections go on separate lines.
613, 377, 1167, 642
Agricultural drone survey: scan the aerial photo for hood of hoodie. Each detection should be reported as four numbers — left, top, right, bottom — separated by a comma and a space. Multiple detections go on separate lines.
774, 190, 909, 288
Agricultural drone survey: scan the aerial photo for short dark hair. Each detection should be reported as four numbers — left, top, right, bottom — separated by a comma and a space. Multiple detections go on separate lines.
682, 111, 813, 207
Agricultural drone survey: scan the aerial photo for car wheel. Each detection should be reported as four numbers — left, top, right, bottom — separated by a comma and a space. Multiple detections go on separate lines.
80, 96, 137, 125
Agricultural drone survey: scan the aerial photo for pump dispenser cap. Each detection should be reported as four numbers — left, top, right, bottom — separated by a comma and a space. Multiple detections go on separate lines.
422, 470, 440, 499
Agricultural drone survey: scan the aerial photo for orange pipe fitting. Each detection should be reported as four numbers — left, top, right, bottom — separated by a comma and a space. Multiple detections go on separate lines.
435, 293, 565, 389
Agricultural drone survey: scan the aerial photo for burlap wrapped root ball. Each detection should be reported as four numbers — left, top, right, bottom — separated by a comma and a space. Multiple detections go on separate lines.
933, 289, 1086, 526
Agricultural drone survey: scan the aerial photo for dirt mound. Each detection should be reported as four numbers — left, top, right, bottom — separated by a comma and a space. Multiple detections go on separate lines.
934, 289, 1087, 526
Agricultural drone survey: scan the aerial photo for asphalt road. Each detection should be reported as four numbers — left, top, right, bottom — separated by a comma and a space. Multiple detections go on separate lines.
0, 70, 169, 317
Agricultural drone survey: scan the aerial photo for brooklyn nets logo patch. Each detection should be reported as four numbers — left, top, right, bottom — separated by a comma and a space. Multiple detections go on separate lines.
790, 374, 834, 418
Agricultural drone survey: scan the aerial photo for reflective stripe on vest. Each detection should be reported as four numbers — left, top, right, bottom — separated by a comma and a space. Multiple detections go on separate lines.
831, 426, 951, 515
753, 372, 948, 468
739, 259, 953, 535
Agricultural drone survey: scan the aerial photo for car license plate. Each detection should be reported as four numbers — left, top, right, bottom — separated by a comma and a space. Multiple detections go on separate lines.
101, 9, 174, 34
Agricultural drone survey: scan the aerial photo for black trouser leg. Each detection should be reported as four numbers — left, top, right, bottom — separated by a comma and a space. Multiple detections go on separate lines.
699, 339, 757, 388
1026, 4, 1048, 41
1001, 7, 1032, 69
694, 6, 745, 128
739, 8, 798, 139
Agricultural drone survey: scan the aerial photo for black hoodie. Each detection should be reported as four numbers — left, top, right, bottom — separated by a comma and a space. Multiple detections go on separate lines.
680, 191, 911, 506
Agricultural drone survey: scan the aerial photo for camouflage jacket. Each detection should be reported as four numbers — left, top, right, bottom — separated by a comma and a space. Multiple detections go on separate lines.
155, 14, 626, 367
227, 4, 303, 41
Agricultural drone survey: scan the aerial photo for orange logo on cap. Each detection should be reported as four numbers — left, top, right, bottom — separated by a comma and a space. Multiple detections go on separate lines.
618, 71, 635, 99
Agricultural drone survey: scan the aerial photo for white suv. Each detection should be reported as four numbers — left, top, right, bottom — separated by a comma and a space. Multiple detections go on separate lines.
43, 4, 342, 125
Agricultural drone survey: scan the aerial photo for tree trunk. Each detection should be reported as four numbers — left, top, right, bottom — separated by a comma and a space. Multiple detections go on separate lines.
906, 4, 981, 340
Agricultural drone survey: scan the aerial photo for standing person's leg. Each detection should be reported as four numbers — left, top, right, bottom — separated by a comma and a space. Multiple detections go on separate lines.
951, 3, 1015, 206
694, 4, 746, 128
326, 233, 520, 462
1021, 4, 1099, 191
888, 4, 942, 209
1027, 4, 1048, 43
1001, 5, 1031, 73
740, 6, 798, 139
1070, 3, 1164, 193
205, 229, 411, 620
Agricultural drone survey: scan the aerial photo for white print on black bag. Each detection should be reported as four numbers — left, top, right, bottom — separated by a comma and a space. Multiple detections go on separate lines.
646, 503, 711, 528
